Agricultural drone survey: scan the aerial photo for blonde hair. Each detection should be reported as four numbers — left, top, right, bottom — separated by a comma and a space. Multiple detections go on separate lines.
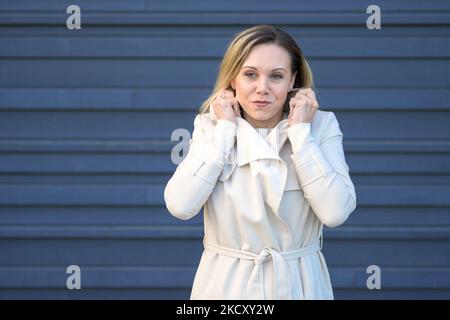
198, 24, 315, 115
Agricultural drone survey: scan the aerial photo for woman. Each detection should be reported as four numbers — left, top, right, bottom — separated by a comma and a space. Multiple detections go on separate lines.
164, 24, 357, 300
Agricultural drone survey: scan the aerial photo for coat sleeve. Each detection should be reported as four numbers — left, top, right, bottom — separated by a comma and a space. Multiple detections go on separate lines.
286, 111, 357, 227
164, 115, 237, 220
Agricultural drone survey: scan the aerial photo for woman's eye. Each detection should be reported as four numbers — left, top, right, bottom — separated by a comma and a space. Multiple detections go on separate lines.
243, 72, 283, 79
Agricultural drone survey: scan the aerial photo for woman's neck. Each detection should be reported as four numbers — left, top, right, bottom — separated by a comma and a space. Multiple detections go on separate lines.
242, 111, 284, 129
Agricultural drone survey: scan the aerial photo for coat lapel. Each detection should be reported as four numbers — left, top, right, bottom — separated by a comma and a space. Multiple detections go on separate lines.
208, 108, 291, 217
236, 116, 284, 167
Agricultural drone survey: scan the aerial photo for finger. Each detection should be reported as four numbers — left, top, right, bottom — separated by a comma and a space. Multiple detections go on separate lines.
301, 95, 319, 109
289, 98, 296, 117
304, 88, 315, 99
217, 91, 226, 99
291, 87, 309, 99
222, 90, 234, 98
302, 94, 315, 106
295, 95, 307, 105
304, 95, 318, 108
224, 97, 237, 117
293, 88, 315, 101
217, 90, 230, 101
219, 99, 231, 114
289, 97, 296, 109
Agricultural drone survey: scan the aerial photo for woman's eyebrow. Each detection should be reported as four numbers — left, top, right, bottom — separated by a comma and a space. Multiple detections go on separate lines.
242, 66, 286, 72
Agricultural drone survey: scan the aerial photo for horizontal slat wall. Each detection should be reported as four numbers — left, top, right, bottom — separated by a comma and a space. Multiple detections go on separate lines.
0, 0, 449, 299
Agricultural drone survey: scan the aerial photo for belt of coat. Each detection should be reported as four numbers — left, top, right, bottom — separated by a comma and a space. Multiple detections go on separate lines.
203, 239, 322, 300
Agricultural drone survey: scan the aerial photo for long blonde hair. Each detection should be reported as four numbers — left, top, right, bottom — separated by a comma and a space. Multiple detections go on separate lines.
198, 24, 315, 115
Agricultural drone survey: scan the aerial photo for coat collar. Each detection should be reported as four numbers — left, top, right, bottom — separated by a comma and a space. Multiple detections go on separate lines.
209, 107, 290, 167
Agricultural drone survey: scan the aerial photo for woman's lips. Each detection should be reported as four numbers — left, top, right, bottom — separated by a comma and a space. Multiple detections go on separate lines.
253, 101, 270, 107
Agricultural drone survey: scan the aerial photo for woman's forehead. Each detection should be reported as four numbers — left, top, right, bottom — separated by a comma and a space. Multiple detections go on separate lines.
243, 44, 291, 69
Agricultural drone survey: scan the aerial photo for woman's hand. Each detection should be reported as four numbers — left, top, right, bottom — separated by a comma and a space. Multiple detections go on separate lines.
211, 89, 241, 125
288, 88, 319, 126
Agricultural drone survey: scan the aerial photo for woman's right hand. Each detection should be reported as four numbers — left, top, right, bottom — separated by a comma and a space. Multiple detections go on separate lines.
211, 90, 241, 125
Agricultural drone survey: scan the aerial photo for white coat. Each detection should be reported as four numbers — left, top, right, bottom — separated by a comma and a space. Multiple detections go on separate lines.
164, 107, 357, 300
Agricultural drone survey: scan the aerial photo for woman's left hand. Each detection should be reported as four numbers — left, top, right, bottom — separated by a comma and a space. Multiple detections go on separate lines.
288, 88, 319, 126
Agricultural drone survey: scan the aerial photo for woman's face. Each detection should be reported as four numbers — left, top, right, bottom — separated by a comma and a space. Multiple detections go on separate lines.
231, 43, 297, 128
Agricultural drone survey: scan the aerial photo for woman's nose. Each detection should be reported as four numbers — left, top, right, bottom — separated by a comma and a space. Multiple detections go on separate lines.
256, 77, 269, 94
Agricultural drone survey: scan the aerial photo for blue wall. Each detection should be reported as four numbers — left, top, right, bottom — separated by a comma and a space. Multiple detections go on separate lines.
0, 0, 449, 299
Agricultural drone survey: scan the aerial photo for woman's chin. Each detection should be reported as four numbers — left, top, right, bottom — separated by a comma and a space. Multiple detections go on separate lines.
246, 109, 278, 121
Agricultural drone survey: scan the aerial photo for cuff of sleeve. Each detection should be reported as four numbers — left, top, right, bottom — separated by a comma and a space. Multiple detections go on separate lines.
290, 144, 335, 188
287, 122, 314, 152
211, 119, 237, 165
